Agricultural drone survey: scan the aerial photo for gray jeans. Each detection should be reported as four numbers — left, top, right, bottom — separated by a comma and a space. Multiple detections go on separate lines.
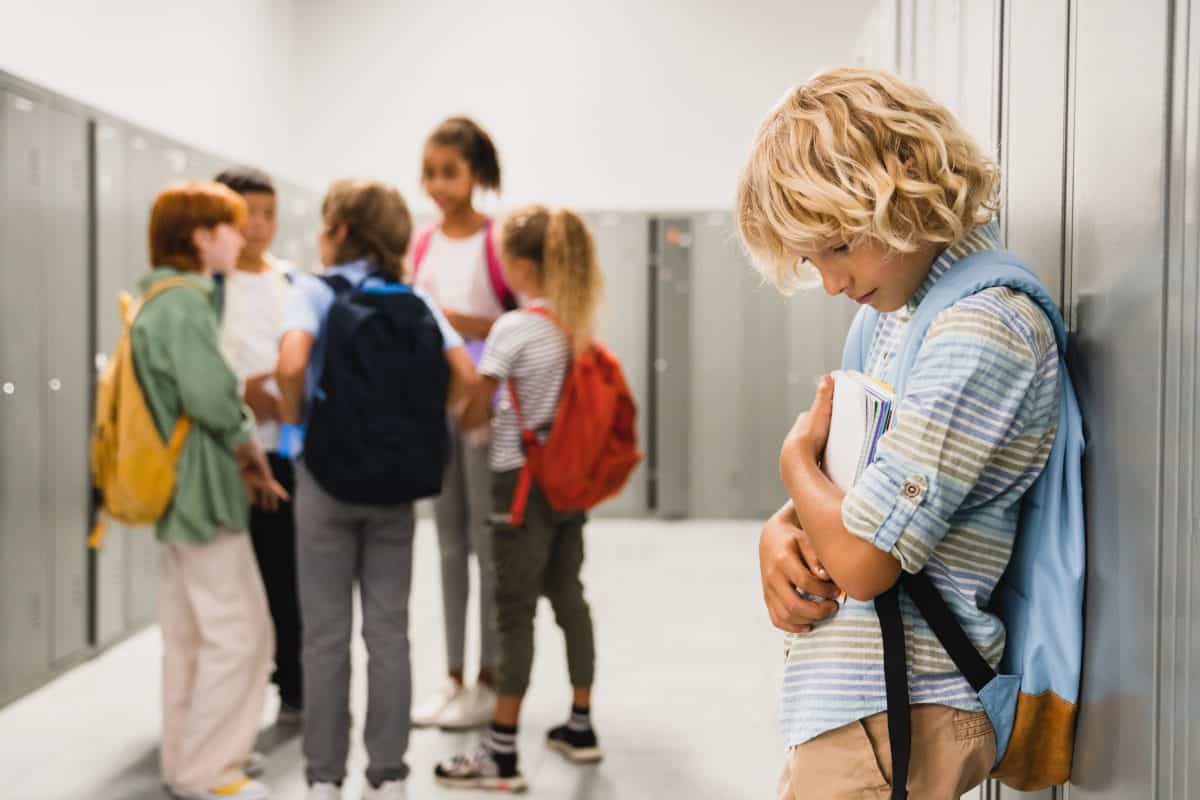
296, 463, 414, 787
432, 424, 497, 674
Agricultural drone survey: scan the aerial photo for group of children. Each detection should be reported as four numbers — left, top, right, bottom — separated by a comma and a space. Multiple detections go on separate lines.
122, 65, 1075, 800
132, 118, 606, 800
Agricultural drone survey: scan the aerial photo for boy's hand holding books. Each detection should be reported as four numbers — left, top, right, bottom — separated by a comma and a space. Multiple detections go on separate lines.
758, 500, 842, 634
779, 374, 835, 475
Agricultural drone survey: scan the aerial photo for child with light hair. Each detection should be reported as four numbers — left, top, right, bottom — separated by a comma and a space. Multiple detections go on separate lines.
741, 68, 1060, 799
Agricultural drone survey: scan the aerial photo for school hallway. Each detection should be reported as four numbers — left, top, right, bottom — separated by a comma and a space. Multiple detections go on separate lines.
0, 518, 784, 800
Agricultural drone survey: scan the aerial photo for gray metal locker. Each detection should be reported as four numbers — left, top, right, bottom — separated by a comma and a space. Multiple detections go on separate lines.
689, 211, 746, 518
1066, 1, 1171, 797
44, 103, 91, 666
738, 237, 792, 518
0, 87, 50, 702
1159, 0, 1200, 790
652, 217, 692, 517
998, 0, 1070, 308
587, 211, 651, 516
122, 131, 190, 629
92, 119, 132, 646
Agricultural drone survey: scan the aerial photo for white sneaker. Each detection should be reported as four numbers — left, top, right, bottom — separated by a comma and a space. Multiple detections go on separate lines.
437, 683, 497, 730
412, 678, 464, 727
178, 777, 271, 799
306, 782, 342, 800
362, 779, 407, 800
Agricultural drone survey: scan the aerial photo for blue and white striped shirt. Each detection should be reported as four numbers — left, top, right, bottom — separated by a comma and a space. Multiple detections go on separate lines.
781, 225, 1060, 748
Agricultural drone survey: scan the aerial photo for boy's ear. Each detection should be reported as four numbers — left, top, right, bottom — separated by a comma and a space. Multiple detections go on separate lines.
191, 226, 213, 252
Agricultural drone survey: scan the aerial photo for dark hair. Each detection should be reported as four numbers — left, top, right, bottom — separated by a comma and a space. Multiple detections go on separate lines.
214, 166, 276, 196
322, 179, 412, 279
426, 116, 502, 191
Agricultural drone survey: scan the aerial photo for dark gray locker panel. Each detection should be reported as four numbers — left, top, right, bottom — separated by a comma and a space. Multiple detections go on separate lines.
689, 212, 745, 518
652, 218, 691, 517
92, 120, 131, 646
785, 288, 833, 440
123, 132, 184, 629
739, 251, 791, 518
587, 212, 650, 517
1068, 1, 1170, 797
0, 88, 50, 701
45, 105, 91, 665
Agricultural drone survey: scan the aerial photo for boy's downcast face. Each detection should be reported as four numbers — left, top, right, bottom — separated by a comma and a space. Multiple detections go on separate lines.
802, 238, 940, 312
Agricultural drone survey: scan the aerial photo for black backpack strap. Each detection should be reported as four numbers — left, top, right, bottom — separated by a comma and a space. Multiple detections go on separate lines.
876, 584, 911, 800
320, 274, 354, 295
899, 571, 996, 691
876, 571, 1000, 800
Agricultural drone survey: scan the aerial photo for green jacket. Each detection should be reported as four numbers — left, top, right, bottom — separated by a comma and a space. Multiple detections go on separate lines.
131, 268, 255, 543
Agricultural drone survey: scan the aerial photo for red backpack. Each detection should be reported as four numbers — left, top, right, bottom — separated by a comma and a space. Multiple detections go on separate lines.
508, 307, 643, 525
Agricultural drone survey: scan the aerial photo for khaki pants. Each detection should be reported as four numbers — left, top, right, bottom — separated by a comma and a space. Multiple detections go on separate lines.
491, 469, 594, 697
777, 704, 996, 800
159, 531, 274, 794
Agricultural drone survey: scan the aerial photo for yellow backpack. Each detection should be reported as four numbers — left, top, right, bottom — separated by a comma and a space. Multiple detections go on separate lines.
89, 278, 195, 547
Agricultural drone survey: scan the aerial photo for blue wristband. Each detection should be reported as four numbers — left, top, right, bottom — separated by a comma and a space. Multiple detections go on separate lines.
278, 423, 305, 458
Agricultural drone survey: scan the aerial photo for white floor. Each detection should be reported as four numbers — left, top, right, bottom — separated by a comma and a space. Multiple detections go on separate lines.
0, 518, 786, 800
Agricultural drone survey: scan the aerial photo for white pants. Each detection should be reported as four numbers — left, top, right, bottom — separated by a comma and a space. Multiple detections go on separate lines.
159, 530, 274, 794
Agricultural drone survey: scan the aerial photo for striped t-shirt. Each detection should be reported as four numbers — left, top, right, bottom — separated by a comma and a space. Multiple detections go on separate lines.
781, 225, 1060, 748
478, 303, 570, 472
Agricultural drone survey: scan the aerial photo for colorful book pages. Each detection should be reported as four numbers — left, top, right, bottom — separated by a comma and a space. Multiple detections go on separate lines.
822, 370, 895, 492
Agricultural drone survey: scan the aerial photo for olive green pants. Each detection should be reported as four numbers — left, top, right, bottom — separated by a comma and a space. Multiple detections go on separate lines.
491, 469, 595, 696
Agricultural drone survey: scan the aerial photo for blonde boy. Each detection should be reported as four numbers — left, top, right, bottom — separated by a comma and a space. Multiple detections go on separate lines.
739, 68, 1060, 799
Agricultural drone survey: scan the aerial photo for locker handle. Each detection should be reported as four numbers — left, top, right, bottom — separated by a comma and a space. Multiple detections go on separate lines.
2, 382, 14, 395
49, 378, 62, 391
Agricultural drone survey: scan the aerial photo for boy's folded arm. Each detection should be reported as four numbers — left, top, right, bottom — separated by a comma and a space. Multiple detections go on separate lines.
784, 456, 901, 601
842, 300, 1054, 577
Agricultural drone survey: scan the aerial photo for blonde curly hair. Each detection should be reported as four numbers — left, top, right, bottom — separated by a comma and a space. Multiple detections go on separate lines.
736, 67, 1000, 293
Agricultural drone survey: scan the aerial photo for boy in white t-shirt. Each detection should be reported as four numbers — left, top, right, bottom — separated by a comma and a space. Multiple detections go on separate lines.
215, 167, 303, 725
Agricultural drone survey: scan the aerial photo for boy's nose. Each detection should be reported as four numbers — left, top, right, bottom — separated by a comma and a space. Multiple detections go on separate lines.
821, 271, 850, 296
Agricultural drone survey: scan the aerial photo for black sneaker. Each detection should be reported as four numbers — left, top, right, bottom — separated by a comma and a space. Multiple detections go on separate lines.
434, 747, 529, 793
546, 724, 604, 763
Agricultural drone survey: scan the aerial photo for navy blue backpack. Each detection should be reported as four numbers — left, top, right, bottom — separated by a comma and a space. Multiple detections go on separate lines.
304, 273, 449, 505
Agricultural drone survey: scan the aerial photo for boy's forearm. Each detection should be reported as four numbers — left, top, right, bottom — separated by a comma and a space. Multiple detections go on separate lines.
276, 371, 305, 424
783, 457, 900, 601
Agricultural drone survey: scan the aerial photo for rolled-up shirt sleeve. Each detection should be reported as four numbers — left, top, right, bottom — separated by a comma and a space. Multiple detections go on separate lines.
841, 298, 1057, 574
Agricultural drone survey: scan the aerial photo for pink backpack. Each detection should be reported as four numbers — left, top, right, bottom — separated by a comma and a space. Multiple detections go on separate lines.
410, 218, 517, 311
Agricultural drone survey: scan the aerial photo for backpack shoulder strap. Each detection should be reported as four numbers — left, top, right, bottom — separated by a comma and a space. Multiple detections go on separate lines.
892, 250, 1066, 400
141, 276, 200, 303
409, 224, 438, 282
483, 218, 518, 311
842, 306, 880, 371
134, 277, 206, 323
319, 274, 355, 296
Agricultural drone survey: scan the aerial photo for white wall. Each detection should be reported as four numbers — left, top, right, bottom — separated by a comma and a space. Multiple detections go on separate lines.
0, 0, 297, 181
291, 0, 874, 212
